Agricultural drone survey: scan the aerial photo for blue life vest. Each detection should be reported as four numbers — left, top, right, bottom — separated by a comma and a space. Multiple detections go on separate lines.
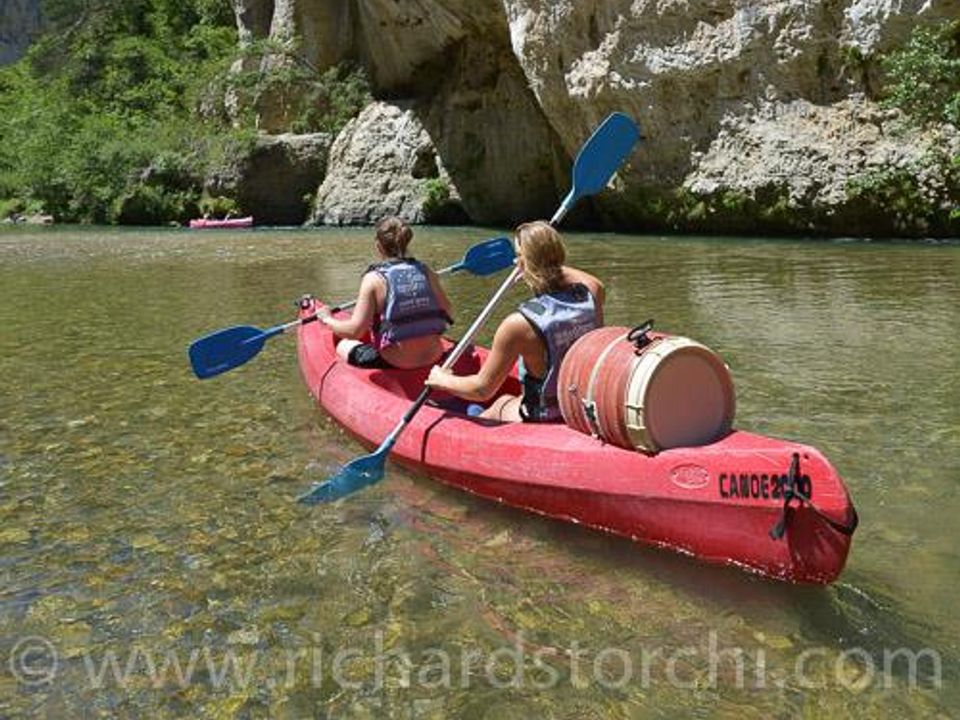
518, 283, 599, 422
368, 258, 452, 349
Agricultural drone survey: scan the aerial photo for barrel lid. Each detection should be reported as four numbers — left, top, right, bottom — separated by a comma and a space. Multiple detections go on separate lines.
626, 337, 735, 451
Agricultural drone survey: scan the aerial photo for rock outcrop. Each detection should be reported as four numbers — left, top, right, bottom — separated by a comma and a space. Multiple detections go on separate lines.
235, 1, 570, 226
232, 0, 960, 236
502, 0, 960, 234
207, 132, 331, 225
684, 98, 960, 235
311, 102, 466, 225
0, 0, 42, 66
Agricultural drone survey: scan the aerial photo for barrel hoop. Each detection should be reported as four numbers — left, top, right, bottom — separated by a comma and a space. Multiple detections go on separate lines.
622, 341, 674, 451
582, 331, 630, 439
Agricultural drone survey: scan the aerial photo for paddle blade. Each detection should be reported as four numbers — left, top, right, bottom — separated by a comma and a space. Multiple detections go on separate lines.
461, 236, 515, 276
570, 112, 641, 200
297, 450, 387, 505
188, 325, 266, 379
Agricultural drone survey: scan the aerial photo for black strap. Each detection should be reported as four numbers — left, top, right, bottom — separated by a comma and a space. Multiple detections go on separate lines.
769, 454, 859, 540
794, 487, 859, 536
366, 256, 418, 275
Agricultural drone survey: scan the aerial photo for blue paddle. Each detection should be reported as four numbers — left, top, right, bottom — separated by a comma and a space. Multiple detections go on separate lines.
551, 112, 641, 224
298, 112, 642, 504
188, 235, 515, 380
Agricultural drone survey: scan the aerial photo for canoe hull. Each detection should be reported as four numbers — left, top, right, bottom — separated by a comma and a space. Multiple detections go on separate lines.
297, 300, 856, 583
188, 216, 253, 229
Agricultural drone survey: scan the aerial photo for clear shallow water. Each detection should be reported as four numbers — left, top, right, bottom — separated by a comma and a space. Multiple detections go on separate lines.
1, 226, 958, 718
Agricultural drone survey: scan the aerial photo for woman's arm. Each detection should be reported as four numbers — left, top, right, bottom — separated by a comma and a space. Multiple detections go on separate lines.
321, 273, 380, 339
425, 313, 527, 402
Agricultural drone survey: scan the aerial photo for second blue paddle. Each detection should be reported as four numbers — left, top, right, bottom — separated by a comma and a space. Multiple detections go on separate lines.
188, 235, 515, 380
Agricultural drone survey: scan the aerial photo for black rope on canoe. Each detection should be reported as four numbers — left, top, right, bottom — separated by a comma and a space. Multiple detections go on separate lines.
769, 453, 859, 540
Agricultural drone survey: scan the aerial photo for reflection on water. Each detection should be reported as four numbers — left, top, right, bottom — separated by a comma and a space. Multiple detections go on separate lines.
1, 227, 957, 717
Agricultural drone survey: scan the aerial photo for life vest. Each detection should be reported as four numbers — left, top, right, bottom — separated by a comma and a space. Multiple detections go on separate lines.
368, 258, 452, 349
518, 283, 599, 422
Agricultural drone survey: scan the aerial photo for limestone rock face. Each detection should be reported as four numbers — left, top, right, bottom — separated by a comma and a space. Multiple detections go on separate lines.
235, 0, 569, 225
503, 0, 952, 179
0, 0, 42, 66
686, 99, 960, 206
234, 0, 960, 235
311, 101, 466, 225
501, 0, 960, 233
208, 133, 332, 225
841, 0, 959, 55
685, 98, 960, 233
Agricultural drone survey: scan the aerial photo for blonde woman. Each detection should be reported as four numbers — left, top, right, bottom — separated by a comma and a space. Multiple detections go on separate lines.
426, 221, 604, 422
319, 217, 453, 370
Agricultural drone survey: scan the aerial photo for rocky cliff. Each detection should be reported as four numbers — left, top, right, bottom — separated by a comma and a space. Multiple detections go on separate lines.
0, 0, 42, 66
233, 0, 960, 236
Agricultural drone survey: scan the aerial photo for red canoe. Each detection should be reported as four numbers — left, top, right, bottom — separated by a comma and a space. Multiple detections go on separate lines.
297, 300, 857, 583
188, 216, 253, 229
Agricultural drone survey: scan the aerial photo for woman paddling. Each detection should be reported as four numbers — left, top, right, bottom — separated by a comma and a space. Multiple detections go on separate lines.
426, 220, 604, 422
318, 217, 453, 370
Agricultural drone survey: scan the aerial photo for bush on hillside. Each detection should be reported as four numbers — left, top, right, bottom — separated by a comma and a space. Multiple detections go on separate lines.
881, 20, 960, 126
0, 1, 370, 224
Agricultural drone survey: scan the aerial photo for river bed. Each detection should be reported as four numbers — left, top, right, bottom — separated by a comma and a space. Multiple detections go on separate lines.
1, 226, 957, 718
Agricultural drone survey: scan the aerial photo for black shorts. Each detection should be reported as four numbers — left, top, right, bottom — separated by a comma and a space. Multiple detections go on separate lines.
346, 343, 392, 369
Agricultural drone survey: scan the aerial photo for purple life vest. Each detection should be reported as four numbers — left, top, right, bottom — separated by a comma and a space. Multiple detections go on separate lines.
518, 283, 599, 422
368, 258, 452, 350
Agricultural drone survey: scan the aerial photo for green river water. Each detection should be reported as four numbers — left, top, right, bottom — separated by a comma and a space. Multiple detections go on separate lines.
1, 227, 958, 718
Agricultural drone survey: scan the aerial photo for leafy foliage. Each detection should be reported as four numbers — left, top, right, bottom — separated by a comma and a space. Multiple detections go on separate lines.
881, 20, 960, 126
867, 21, 960, 235
197, 194, 238, 218
0, 0, 239, 222
421, 178, 451, 219
0, 1, 370, 224
845, 150, 960, 235
228, 38, 372, 134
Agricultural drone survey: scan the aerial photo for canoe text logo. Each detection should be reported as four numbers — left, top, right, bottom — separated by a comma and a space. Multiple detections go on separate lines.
718, 472, 812, 501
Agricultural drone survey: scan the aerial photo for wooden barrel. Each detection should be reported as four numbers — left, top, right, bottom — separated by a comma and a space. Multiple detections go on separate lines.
557, 325, 736, 452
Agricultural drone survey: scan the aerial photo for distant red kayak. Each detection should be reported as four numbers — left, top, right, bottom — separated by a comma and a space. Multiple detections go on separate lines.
188, 216, 253, 229
297, 299, 857, 584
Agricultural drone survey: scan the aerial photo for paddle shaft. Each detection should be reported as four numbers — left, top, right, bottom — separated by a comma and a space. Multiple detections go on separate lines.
271, 259, 466, 337
379, 196, 581, 451
379, 264, 523, 451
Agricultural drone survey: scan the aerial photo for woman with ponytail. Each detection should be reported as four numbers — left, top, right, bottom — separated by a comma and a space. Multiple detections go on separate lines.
319, 217, 453, 370
426, 221, 604, 422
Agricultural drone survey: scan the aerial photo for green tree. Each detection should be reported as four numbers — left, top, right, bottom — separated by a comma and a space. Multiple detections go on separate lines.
0, 0, 240, 222
881, 20, 960, 125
